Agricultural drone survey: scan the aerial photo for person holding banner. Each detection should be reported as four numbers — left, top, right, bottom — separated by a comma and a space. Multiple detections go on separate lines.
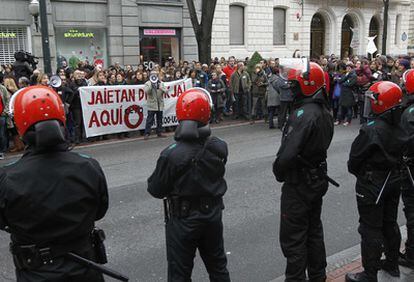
144, 71, 166, 140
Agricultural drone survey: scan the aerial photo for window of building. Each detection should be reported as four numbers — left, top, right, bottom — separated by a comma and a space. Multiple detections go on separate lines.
395, 14, 402, 45
274, 8, 286, 45
229, 5, 245, 45
0, 27, 28, 64
55, 27, 108, 69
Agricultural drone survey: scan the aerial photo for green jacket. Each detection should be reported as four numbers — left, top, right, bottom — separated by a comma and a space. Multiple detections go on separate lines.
144, 81, 164, 111
0, 84, 10, 117
230, 70, 251, 94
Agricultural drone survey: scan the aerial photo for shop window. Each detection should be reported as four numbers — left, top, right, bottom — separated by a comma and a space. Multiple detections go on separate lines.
0, 27, 28, 64
229, 5, 245, 45
274, 8, 286, 45
55, 27, 108, 69
395, 14, 402, 45
139, 29, 180, 69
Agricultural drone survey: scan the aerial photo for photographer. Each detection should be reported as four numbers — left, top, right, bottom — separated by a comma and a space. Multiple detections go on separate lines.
144, 71, 166, 140
13, 51, 34, 80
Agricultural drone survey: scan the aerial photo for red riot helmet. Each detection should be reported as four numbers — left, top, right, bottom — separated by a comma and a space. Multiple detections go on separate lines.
279, 59, 325, 96
176, 88, 212, 125
10, 86, 66, 137
364, 81, 402, 115
403, 69, 414, 95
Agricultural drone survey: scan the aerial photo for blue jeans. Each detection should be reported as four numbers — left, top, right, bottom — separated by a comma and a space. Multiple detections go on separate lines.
145, 111, 163, 135
0, 116, 8, 153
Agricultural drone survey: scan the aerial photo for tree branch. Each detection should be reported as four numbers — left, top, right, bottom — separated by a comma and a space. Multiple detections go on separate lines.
186, 0, 201, 38
200, 0, 217, 39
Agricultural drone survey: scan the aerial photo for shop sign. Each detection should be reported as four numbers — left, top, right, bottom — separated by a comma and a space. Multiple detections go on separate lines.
0, 32, 17, 39
64, 29, 94, 38
143, 29, 176, 36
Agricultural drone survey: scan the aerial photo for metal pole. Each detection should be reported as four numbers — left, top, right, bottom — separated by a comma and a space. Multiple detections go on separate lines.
382, 0, 389, 55
39, 0, 52, 74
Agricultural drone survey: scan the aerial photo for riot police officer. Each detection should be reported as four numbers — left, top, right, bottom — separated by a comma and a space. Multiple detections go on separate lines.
147, 88, 231, 282
399, 69, 414, 268
273, 60, 334, 282
0, 86, 109, 282
346, 81, 404, 282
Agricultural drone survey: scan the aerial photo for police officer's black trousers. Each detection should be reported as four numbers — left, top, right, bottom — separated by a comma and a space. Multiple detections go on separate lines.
280, 181, 328, 282
356, 180, 401, 280
166, 208, 230, 282
402, 183, 414, 260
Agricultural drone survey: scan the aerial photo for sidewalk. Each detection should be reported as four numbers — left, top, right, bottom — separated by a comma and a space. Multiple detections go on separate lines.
327, 258, 414, 282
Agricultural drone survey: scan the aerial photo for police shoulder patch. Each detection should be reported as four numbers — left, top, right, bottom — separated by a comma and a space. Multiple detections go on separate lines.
297, 109, 304, 117
3, 160, 18, 167
77, 153, 91, 159
367, 120, 375, 126
167, 143, 177, 150
409, 107, 414, 114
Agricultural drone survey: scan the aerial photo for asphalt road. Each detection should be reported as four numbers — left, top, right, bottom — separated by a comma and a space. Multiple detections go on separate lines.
0, 122, 368, 282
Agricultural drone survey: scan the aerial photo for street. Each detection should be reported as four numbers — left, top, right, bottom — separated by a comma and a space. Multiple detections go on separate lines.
0, 122, 375, 281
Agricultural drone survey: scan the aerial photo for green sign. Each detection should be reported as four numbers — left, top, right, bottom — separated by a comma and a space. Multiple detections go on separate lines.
0, 32, 17, 39
64, 29, 94, 38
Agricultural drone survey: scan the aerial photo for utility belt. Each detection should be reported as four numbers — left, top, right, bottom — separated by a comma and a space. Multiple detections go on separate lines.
10, 228, 107, 270
285, 162, 327, 185
166, 196, 223, 219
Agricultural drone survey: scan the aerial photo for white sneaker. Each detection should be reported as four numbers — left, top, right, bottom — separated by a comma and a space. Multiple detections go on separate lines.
0, 153, 4, 160
343, 122, 350, 127
334, 121, 340, 126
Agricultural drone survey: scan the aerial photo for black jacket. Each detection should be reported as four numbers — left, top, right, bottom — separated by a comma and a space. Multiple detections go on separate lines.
147, 136, 228, 199
401, 102, 414, 157
68, 79, 88, 109
348, 109, 405, 177
273, 92, 334, 182
13, 60, 33, 80
0, 145, 108, 246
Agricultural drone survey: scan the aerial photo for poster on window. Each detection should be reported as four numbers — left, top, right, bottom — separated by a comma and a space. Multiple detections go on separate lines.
79, 78, 192, 137
55, 28, 107, 69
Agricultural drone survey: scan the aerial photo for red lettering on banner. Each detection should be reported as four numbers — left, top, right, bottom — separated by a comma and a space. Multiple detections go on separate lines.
88, 91, 95, 105
164, 91, 170, 99
89, 111, 101, 127
114, 89, 121, 103
120, 89, 129, 102
95, 91, 104, 104
111, 107, 122, 125
101, 110, 110, 126
138, 89, 145, 101
107, 89, 114, 104
128, 89, 136, 102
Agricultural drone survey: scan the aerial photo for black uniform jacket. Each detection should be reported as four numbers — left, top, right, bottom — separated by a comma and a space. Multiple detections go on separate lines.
147, 137, 228, 199
348, 111, 405, 177
401, 103, 414, 157
273, 93, 334, 182
0, 145, 108, 246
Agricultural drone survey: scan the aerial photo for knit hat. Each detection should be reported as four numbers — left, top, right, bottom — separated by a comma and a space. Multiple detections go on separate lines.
400, 59, 410, 69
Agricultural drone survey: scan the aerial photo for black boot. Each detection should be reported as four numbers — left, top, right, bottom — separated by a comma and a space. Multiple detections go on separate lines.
345, 271, 377, 282
380, 259, 400, 277
399, 250, 414, 268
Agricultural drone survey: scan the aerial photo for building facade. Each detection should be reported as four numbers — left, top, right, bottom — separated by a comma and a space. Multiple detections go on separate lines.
0, 0, 411, 72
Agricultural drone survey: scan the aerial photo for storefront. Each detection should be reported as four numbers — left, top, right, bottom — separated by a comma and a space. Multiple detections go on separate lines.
55, 27, 108, 69
139, 28, 181, 69
0, 26, 30, 64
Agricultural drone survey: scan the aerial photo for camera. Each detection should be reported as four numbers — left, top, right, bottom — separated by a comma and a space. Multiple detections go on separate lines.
14, 50, 39, 70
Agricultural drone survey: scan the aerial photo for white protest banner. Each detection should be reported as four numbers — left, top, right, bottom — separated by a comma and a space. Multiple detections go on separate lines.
79, 78, 192, 137
366, 36, 377, 54
350, 27, 360, 49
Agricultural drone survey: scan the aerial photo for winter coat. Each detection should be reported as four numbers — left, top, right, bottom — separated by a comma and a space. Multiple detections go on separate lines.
265, 74, 281, 107
144, 80, 164, 111
251, 71, 268, 97
338, 71, 357, 107
230, 70, 251, 94
274, 75, 294, 102
207, 79, 226, 109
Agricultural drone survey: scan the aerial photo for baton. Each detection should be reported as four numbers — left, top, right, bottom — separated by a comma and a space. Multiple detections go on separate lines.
66, 252, 129, 282
375, 171, 391, 205
297, 155, 340, 187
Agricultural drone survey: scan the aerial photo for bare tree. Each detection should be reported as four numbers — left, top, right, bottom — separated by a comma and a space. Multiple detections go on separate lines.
186, 0, 217, 64
382, 0, 389, 54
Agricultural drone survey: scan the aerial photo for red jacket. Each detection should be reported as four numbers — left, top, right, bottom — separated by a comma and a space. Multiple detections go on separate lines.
223, 65, 237, 85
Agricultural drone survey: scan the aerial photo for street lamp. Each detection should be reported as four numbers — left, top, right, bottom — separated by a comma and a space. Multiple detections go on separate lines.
28, 0, 40, 32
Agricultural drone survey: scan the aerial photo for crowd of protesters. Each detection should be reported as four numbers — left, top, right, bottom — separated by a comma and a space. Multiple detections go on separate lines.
0, 51, 413, 160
